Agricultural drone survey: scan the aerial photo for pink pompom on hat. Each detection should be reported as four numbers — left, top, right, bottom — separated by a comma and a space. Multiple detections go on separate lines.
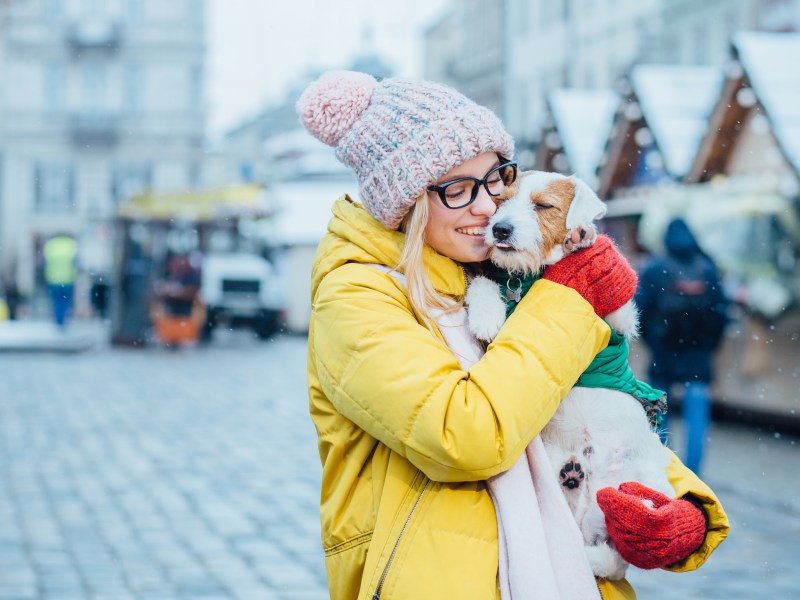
296, 70, 514, 229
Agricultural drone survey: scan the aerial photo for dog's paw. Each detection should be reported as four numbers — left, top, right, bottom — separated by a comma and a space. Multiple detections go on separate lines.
465, 276, 507, 342
563, 224, 597, 253
464, 277, 506, 342
585, 542, 629, 581
558, 456, 586, 490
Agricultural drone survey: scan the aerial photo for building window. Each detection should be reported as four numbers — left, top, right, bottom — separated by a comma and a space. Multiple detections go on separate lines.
583, 68, 595, 88
190, 0, 204, 24
662, 31, 678, 63
188, 162, 200, 187
693, 22, 708, 64
112, 163, 151, 203
82, 61, 107, 112
516, 0, 528, 34
126, 0, 143, 22
189, 65, 202, 113
83, 0, 104, 17
44, 63, 66, 113
724, 9, 738, 39
44, 0, 64, 21
35, 163, 75, 213
541, 0, 562, 23
123, 64, 142, 114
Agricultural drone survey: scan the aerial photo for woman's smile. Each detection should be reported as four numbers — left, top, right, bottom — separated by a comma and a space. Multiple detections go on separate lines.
455, 226, 487, 237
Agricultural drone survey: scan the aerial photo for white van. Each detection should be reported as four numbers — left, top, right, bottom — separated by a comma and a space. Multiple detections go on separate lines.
200, 253, 283, 340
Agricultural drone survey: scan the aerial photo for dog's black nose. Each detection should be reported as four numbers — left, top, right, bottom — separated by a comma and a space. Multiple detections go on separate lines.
493, 222, 513, 242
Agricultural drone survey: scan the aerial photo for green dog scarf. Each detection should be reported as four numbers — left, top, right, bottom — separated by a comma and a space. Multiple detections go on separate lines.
487, 265, 667, 427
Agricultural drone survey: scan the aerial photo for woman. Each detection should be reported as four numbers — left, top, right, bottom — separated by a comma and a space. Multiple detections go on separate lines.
298, 71, 728, 600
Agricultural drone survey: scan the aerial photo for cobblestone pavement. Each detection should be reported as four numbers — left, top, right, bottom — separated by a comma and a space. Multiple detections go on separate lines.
1, 331, 799, 599
1, 333, 325, 600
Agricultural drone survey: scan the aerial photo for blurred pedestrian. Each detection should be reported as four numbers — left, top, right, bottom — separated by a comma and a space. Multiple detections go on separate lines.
299, 72, 728, 600
149, 254, 205, 346
43, 235, 78, 328
90, 274, 110, 319
637, 218, 729, 475
2, 273, 21, 320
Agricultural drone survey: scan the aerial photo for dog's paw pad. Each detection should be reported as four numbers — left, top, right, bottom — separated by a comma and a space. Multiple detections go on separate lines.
559, 458, 585, 490
563, 226, 597, 253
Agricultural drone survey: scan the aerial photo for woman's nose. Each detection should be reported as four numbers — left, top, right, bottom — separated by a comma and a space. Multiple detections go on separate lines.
470, 188, 497, 216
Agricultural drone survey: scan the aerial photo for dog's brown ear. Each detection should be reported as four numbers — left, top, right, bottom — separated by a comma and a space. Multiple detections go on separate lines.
497, 177, 521, 201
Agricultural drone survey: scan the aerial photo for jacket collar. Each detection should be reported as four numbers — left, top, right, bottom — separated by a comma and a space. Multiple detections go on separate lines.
311, 195, 466, 299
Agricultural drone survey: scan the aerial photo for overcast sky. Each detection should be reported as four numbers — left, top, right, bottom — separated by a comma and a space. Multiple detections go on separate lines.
206, 0, 450, 137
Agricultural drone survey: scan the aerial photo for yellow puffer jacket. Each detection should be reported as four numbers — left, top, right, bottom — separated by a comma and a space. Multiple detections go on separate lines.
308, 196, 729, 600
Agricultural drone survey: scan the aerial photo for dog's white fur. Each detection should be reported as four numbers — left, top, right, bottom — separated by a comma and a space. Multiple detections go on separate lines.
466, 171, 673, 581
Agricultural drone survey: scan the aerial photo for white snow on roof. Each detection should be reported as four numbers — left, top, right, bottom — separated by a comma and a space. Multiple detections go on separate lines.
548, 89, 619, 183
631, 65, 724, 178
734, 31, 800, 174
270, 178, 359, 246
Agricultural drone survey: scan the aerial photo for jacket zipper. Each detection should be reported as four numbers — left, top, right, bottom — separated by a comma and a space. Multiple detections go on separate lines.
597, 580, 605, 600
371, 479, 430, 600
461, 265, 469, 292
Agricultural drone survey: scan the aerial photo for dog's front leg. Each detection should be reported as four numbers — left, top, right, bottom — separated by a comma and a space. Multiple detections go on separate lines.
604, 299, 639, 339
465, 276, 507, 342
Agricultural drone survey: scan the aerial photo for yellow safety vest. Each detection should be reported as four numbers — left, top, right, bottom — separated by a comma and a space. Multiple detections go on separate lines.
43, 236, 77, 285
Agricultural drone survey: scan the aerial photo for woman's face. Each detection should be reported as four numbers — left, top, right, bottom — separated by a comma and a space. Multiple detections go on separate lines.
424, 152, 502, 264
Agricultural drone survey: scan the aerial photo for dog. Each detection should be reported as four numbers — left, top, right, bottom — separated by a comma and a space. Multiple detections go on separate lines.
465, 171, 673, 581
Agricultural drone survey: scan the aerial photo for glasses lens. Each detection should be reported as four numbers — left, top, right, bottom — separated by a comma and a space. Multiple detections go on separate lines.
440, 180, 476, 208
485, 163, 517, 196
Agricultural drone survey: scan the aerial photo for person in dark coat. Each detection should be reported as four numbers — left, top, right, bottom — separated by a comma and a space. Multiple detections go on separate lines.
637, 218, 728, 474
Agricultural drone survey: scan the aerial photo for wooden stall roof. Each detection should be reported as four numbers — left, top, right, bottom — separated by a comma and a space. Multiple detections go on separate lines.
538, 88, 619, 185
689, 32, 800, 183
595, 95, 644, 200
597, 65, 723, 199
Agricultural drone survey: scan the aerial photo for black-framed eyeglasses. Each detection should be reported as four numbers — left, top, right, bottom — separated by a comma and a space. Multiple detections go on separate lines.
427, 161, 518, 209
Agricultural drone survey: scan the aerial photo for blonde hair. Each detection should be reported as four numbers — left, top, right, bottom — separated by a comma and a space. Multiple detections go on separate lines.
397, 194, 462, 334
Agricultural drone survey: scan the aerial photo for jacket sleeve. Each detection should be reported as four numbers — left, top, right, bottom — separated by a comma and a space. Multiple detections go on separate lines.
311, 263, 610, 482
664, 450, 730, 571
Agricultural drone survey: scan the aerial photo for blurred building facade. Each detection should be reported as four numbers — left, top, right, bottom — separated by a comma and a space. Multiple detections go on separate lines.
424, 0, 799, 161
208, 50, 388, 334
0, 0, 206, 298
208, 51, 393, 191
423, 0, 505, 118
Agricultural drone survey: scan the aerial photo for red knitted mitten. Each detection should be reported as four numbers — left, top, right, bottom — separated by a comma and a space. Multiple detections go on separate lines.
596, 482, 707, 570
542, 235, 638, 317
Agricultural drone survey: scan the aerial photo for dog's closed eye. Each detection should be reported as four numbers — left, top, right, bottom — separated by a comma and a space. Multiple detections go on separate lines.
534, 203, 555, 209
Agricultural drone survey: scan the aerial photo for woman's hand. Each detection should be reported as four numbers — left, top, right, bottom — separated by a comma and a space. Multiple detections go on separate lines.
596, 481, 707, 569
542, 235, 638, 318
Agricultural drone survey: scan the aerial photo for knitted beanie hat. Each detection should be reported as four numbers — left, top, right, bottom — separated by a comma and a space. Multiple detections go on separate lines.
296, 70, 514, 229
